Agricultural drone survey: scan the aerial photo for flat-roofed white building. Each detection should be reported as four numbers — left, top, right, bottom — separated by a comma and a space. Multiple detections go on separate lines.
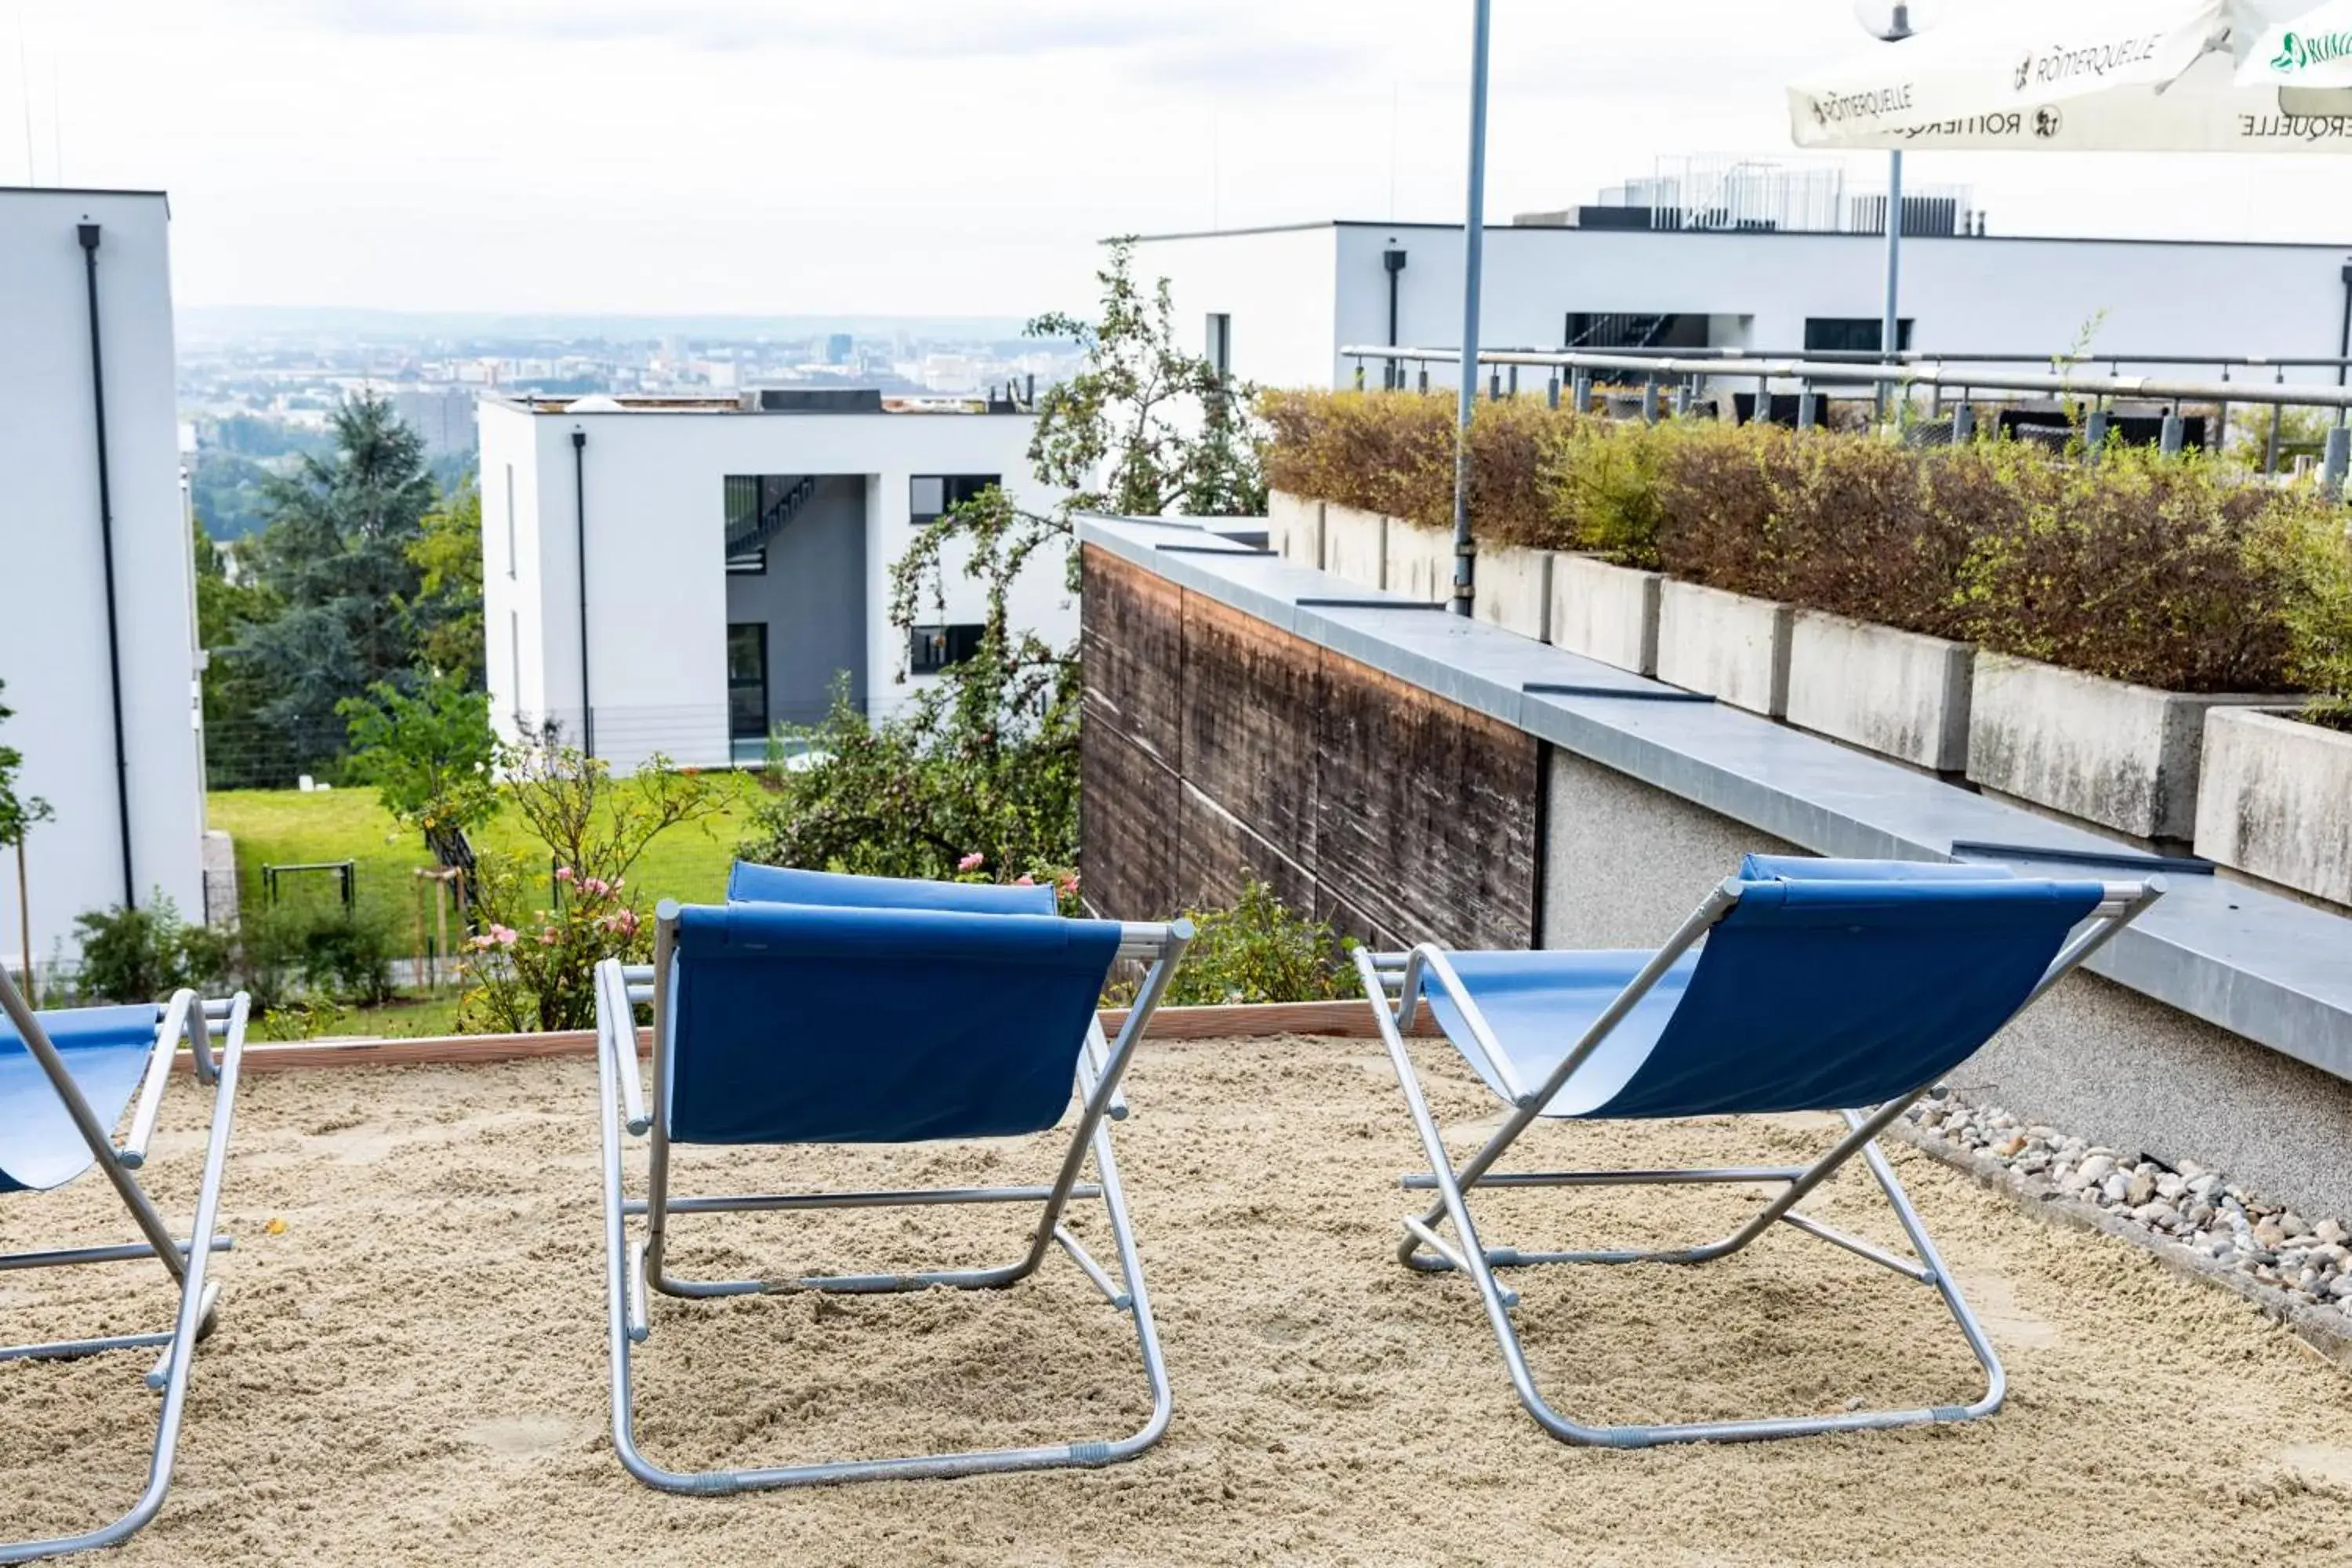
478, 389, 1068, 768
0, 186, 206, 976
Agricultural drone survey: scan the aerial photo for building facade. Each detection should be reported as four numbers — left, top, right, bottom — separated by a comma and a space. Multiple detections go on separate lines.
478, 391, 1067, 769
1131, 219, 2352, 394
0, 187, 206, 978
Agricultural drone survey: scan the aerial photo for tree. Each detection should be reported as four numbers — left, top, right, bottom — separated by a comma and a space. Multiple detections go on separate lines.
742, 241, 1264, 887
0, 678, 54, 998
408, 482, 486, 689
230, 394, 437, 776
339, 677, 499, 848
192, 517, 297, 789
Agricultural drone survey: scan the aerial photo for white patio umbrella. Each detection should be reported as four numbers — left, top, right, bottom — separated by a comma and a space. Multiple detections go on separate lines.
1789, 0, 2352, 154
2240, 0, 2352, 90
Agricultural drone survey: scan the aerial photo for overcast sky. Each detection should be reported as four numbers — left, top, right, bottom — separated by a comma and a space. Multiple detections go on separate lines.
9, 0, 2351, 319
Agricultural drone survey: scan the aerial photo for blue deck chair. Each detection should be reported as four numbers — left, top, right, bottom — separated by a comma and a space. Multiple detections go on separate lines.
594, 862, 1192, 1492
1355, 855, 2163, 1448
0, 966, 249, 1563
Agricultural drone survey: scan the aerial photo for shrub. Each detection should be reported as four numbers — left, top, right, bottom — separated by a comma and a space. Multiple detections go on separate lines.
70, 894, 231, 1004
1136, 879, 1353, 1007
241, 903, 400, 1009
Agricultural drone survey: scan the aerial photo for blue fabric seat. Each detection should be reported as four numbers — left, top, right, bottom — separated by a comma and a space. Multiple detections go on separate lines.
597, 862, 1193, 1493
1427, 856, 2103, 1120
664, 898, 1123, 1144
0, 1004, 161, 1192
1359, 854, 2159, 1450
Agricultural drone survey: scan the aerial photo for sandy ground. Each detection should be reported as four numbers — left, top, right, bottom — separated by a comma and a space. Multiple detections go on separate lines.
7, 1034, 2352, 1566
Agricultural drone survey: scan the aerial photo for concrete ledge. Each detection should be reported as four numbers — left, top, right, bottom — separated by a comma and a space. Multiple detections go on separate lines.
1656, 579, 1793, 717
1787, 611, 1973, 774
1384, 517, 1454, 604
1548, 554, 1661, 675
2194, 707, 2352, 907
1320, 502, 1386, 589
1075, 514, 2352, 1085
1968, 653, 2271, 842
1267, 490, 1323, 566
1474, 542, 1552, 641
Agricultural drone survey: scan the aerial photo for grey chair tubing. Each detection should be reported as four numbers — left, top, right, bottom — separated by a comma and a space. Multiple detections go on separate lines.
0, 1237, 234, 1272
119, 990, 198, 1167
1353, 877, 2160, 1449
596, 912, 1191, 1494
0, 977, 249, 1564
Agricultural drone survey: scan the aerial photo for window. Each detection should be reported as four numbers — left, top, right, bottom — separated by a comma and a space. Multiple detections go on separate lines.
908, 623, 985, 674
503, 463, 517, 578
1206, 313, 1232, 378
1563, 312, 1709, 350
727, 623, 768, 739
1803, 318, 1915, 354
909, 474, 999, 524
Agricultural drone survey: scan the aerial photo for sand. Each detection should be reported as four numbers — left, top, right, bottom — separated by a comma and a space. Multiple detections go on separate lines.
5, 1033, 2352, 1566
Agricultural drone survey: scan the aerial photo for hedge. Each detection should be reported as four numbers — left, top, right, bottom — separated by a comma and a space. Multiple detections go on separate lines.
1259, 389, 2352, 699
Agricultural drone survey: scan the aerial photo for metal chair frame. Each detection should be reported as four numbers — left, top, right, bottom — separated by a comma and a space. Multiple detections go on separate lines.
1356, 872, 2162, 1448
0, 968, 249, 1563
595, 902, 1192, 1492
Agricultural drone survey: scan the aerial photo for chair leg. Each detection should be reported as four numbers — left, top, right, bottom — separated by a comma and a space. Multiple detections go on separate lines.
1, 1014, 245, 1565
1374, 1028, 2003, 1448
597, 1022, 1171, 1494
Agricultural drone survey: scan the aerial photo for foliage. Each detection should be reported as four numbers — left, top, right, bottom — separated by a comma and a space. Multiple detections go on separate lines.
339, 675, 500, 841
228, 394, 440, 778
408, 482, 486, 688
1120, 879, 1353, 1007
745, 241, 1265, 892
69, 895, 232, 1004
2231, 405, 2341, 464
238, 902, 401, 1011
0, 677, 52, 854
459, 728, 721, 1033
1262, 387, 2352, 695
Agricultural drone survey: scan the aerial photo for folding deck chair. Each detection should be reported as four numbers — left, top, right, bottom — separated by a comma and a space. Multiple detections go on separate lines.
0, 966, 249, 1563
1356, 855, 2164, 1448
594, 862, 1192, 1492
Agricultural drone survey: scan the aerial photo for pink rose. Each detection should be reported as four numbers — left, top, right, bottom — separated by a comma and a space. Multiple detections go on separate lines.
958, 852, 985, 873
1014, 873, 1036, 887
495, 926, 519, 948
555, 866, 575, 883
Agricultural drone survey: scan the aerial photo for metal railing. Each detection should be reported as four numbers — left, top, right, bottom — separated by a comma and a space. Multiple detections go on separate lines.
1340, 343, 2352, 495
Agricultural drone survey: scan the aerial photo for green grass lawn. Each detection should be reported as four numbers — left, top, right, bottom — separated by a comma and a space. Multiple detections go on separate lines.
207, 773, 770, 1035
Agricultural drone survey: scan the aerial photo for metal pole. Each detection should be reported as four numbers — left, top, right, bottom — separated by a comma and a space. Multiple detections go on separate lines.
1880, 148, 1903, 423
79, 223, 135, 911
1449, 0, 1492, 619
2337, 259, 2351, 426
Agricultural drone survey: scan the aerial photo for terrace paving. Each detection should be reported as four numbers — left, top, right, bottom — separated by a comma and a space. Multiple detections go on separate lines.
5, 1039, 2350, 1565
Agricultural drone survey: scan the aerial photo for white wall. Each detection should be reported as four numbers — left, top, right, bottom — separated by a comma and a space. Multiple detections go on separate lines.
1122, 227, 1340, 393
1141, 220, 2352, 393
488, 402, 1062, 768
0, 189, 203, 975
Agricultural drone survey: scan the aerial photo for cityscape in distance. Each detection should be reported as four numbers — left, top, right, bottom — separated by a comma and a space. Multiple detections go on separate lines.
178, 306, 1083, 537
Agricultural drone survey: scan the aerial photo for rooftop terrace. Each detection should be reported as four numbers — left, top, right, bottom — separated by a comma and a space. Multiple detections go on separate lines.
8, 1033, 2352, 1564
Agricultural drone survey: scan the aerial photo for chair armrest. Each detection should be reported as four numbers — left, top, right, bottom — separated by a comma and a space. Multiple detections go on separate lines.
118, 991, 197, 1169
597, 960, 652, 1136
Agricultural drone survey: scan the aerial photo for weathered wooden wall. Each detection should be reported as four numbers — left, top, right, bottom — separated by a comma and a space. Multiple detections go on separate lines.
1080, 544, 1540, 951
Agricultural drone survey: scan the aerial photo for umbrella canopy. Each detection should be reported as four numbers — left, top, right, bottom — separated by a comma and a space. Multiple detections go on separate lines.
1789, 0, 2352, 153
2241, 0, 2352, 88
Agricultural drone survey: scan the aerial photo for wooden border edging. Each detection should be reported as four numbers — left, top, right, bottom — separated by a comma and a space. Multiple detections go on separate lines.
177, 999, 1438, 1076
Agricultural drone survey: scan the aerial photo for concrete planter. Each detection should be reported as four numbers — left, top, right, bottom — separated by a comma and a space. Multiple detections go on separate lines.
1268, 490, 1323, 567
1656, 579, 1793, 717
1474, 543, 1552, 641
1548, 554, 1661, 676
1320, 503, 1387, 590
1786, 611, 1974, 774
2194, 707, 2352, 906
1385, 519, 1454, 604
1967, 653, 2274, 842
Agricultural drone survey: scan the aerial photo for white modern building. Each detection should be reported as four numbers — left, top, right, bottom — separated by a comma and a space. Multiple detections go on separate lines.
479, 389, 1069, 768
1132, 180, 2352, 396
0, 187, 206, 977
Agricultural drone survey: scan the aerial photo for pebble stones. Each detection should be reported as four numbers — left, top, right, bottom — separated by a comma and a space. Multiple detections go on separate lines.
1907, 1093, 2352, 1317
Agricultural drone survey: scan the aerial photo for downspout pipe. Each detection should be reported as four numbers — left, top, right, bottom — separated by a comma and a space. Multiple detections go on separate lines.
572, 428, 594, 759
2336, 259, 2350, 425
79, 223, 136, 911
1384, 247, 1407, 389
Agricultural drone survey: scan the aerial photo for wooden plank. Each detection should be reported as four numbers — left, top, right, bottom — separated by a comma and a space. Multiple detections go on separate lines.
173, 1001, 1439, 1076
1080, 704, 1181, 922
1078, 545, 1184, 768
1179, 590, 1322, 880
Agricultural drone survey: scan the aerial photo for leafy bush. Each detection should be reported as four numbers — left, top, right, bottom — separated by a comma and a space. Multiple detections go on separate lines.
240, 903, 400, 1009
1263, 387, 2352, 695
1138, 879, 1353, 1007
339, 674, 499, 843
70, 895, 232, 1004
